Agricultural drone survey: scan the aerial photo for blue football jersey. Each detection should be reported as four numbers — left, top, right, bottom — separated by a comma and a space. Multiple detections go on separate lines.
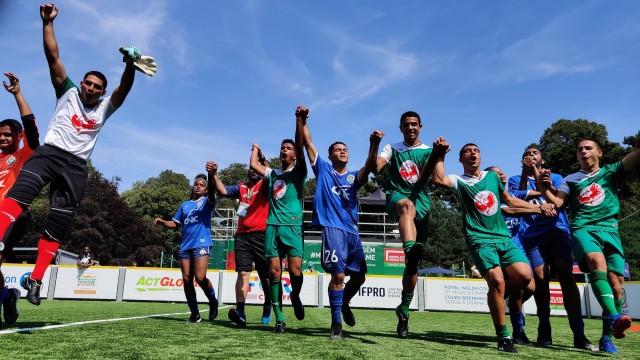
311, 156, 362, 234
173, 197, 215, 251
508, 174, 570, 239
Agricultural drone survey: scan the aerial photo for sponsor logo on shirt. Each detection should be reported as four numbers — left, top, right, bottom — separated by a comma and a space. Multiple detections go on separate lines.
399, 160, 419, 183
273, 180, 287, 200
71, 113, 97, 131
184, 209, 199, 224
6, 156, 16, 166
347, 174, 355, 183
474, 191, 498, 216
577, 183, 604, 206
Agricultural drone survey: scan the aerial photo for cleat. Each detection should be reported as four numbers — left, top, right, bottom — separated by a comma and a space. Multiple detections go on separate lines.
261, 306, 272, 325
329, 323, 343, 339
405, 243, 424, 271
342, 303, 356, 327
395, 306, 409, 339
21, 276, 42, 306
497, 338, 517, 353
209, 298, 219, 321
274, 321, 286, 334
3, 288, 20, 326
187, 313, 201, 323
611, 313, 632, 339
228, 308, 246, 326
291, 294, 305, 320
512, 332, 533, 346
573, 335, 598, 351
599, 337, 618, 354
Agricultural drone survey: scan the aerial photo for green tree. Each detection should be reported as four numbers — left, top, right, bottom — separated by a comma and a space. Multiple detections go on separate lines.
423, 199, 469, 269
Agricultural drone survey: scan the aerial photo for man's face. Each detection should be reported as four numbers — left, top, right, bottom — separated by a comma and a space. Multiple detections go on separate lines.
0, 125, 20, 153
328, 143, 349, 165
83, 247, 91, 254
522, 148, 543, 168
280, 142, 296, 166
399, 117, 422, 143
248, 169, 261, 182
460, 145, 481, 169
80, 75, 106, 106
576, 140, 602, 168
193, 179, 207, 197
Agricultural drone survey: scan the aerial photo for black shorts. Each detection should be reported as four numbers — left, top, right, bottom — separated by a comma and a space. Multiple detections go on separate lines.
234, 231, 269, 273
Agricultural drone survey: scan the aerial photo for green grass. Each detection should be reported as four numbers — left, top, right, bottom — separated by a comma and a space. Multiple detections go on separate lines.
1, 300, 638, 359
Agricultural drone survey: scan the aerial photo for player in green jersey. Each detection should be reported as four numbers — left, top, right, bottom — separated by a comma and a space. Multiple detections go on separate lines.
250, 106, 307, 334
537, 137, 640, 354
374, 111, 434, 338
431, 139, 555, 353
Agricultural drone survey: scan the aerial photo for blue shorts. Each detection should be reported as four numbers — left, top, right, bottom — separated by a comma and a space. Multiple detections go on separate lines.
521, 229, 573, 269
179, 247, 211, 260
321, 227, 366, 275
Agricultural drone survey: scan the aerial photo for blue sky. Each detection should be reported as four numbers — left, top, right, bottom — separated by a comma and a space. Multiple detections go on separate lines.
0, 1, 638, 191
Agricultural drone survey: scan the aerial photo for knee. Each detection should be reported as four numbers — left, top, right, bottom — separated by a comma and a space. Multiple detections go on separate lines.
45, 208, 77, 242
396, 201, 415, 216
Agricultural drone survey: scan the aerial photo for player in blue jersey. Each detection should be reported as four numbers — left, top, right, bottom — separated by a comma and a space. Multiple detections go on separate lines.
509, 147, 596, 351
300, 112, 383, 338
154, 167, 219, 323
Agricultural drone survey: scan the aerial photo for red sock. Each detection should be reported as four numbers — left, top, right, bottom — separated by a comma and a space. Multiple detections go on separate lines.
0, 198, 24, 240
31, 237, 60, 281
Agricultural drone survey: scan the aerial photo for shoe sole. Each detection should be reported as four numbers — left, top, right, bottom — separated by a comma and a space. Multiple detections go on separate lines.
291, 297, 305, 320
3, 289, 20, 326
228, 310, 247, 326
613, 315, 632, 339
342, 305, 356, 327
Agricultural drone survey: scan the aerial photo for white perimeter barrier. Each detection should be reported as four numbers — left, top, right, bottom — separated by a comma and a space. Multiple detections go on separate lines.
2, 264, 637, 319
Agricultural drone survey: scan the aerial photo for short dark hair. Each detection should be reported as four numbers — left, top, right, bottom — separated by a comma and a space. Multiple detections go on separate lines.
83, 71, 108, 90
400, 111, 421, 126
521, 146, 543, 160
0, 119, 23, 134
484, 166, 497, 172
459, 143, 479, 158
577, 137, 602, 150
194, 173, 207, 182
281, 139, 295, 147
328, 141, 347, 155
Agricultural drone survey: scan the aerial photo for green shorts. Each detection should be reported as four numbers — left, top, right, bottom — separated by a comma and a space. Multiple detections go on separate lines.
469, 240, 529, 277
572, 228, 625, 275
386, 192, 430, 222
386, 193, 430, 244
265, 224, 304, 259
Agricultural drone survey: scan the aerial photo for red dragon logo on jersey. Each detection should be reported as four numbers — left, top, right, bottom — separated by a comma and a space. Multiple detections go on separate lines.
399, 160, 419, 183
71, 114, 97, 131
272, 180, 287, 200
474, 190, 498, 216
577, 183, 605, 206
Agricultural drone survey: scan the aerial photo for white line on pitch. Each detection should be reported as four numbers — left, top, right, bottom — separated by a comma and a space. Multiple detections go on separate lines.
0, 305, 232, 335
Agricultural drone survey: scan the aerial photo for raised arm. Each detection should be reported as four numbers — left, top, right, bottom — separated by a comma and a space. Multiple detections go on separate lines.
250, 143, 268, 176
3, 73, 40, 150
294, 105, 308, 175
430, 137, 453, 188
622, 139, 640, 171
300, 109, 318, 164
535, 168, 567, 208
357, 130, 384, 184
205, 161, 218, 202
110, 62, 136, 109
41, 3, 67, 86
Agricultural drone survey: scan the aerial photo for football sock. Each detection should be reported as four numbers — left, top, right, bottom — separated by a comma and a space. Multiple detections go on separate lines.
495, 324, 511, 339
237, 302, 245, 313
568, 317, 585, 338
0, 286, 5, 314
538, 307, 551, 331
614, 298, 623, 313
0, 198, 23, 240
399, 291, 413, 316
343, 280, 360, 304
184, 284, 199, 315
588, 271, 617, 316
203, 279, 217, 303
289, 273, 304, 299
402, 241, 416, 254
31, 237, 60, 281
260, 277, 271, 307
270, 279, 285, 322
328, 288, 344, 325
602, 315, 614, 339
510, 311, 525, 334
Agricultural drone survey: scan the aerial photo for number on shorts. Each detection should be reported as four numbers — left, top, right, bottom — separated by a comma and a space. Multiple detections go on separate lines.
324, 249, 338, 263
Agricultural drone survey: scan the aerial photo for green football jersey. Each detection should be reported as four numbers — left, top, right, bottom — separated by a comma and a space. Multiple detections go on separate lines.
265, 166, 306, 226
448, 170, 511, 246
558, 161, 623, 231
379, 142, 432, 215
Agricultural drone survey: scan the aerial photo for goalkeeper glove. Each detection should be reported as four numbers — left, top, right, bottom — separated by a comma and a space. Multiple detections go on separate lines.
119, 46, 157, 77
